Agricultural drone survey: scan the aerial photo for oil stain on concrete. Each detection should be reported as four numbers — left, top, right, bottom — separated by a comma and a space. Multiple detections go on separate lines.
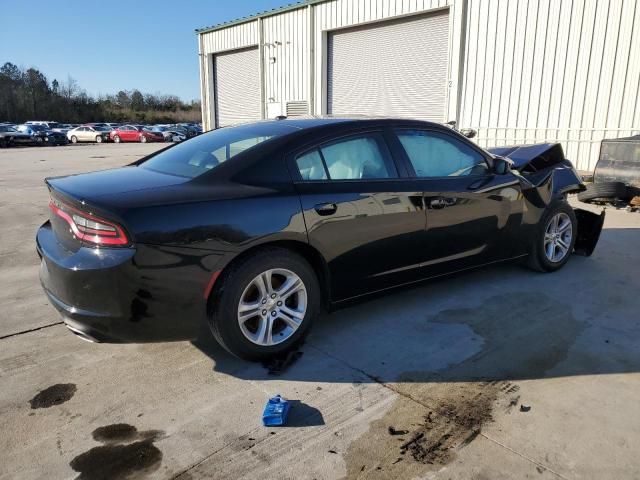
343, 292, 585, 479
70, 424, 164, 480
29, 383, 76, 409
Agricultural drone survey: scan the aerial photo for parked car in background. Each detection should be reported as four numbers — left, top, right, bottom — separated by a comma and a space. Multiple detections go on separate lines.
16, 124, 68, 146
110, 125, 163, 143
178, 123, 201, 137
16, 124, 48, 145
149, 126, 186, 142
0, 124, 32, 147
169, 125, 196, 139
50, 124, 73, 135
67, 126, 111, 144
25, 121, 60, 130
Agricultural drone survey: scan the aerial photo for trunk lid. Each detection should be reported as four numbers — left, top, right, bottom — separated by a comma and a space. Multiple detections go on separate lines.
45, 166, 190, 250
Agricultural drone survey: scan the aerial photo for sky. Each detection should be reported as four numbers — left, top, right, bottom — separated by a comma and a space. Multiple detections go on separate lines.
1, 0, 291, 102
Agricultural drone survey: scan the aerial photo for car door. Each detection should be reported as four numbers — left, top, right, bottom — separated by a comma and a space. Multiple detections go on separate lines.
86, 127, 97, 142
76, 127, 87, 141
290, 130, 428, 301
129, 126, 140, 142
391, 128, 525, 275
118, 126, 129, 141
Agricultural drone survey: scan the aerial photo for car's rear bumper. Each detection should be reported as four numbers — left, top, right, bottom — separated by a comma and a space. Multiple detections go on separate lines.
37, 221, 224, 343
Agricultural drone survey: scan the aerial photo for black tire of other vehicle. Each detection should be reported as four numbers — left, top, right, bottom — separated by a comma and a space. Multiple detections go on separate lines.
627, 185, 640, 198
577, 181, 629, 203
208, 248, 320, 361
527, 200, 577, 272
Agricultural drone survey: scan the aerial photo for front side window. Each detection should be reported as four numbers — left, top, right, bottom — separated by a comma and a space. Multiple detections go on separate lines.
396, 130, 488, 178
295, 134, 396, 181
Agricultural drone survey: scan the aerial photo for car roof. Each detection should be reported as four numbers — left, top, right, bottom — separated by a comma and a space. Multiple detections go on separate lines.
237, 115, 445, 131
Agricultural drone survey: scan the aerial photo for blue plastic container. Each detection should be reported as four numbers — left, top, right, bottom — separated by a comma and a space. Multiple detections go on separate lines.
262, 395, 290, 426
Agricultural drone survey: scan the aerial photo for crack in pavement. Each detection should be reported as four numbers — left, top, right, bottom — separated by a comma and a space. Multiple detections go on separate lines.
0, 322, 63, 340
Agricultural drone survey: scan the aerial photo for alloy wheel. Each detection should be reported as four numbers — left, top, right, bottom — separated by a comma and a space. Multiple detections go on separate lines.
237, 268, 307, 346
544, 212, 572, 262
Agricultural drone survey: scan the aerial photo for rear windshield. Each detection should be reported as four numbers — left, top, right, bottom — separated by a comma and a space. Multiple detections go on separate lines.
139, 122, 294, 178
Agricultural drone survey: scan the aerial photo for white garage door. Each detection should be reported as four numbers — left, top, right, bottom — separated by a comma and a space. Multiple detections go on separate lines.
214, 47, 261, 127
327, 11, 450, 122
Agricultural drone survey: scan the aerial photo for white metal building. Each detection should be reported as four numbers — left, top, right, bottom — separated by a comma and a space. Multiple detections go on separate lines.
196, 0, 640, 171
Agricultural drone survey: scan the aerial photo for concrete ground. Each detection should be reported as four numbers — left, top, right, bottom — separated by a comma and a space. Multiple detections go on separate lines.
1, 143, 639, 480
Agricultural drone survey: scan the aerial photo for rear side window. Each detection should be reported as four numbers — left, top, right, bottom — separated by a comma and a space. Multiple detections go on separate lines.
140, 123, 294, 178
295, 134, 396, 181
396, 130, 488, 177
296, 150, 327, 180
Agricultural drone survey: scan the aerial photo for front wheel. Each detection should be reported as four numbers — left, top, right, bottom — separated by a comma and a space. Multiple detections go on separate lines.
208, 248, 320, 361
527, 201, 577, 272
113, 135, 121, 143
140, 135, 147, 143
70, 136, 78, 144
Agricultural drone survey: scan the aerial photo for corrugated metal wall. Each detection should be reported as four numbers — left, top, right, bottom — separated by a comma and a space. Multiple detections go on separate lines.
263, 8, 310, 111
459, 0, 640, 170
198, 0, 640, 170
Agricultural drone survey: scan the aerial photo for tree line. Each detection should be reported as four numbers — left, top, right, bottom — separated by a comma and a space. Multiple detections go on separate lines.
0, 62, 202, 124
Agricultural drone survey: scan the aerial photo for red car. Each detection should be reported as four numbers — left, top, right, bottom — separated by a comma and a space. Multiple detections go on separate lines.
110, 125, 163, 143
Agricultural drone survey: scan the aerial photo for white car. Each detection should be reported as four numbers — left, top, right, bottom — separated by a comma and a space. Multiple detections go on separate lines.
67, 126, 111, 144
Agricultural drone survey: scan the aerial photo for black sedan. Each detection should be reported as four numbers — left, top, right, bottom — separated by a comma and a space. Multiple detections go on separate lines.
37, 117, 604, 360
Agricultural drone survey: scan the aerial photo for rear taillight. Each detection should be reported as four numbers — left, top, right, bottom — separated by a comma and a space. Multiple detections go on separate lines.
49, 199, 129, 246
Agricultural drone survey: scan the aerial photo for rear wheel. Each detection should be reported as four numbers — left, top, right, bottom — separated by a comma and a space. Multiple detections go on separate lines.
527, 201, 577, 272
140, 135, 147, 143
95, 135, 103, 143
208, 248, 320, 361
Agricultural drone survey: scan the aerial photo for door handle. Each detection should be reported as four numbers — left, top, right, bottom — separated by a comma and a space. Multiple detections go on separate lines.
429, 197, 456, 209
429, 197, 449, 209
314, 203, 337, 216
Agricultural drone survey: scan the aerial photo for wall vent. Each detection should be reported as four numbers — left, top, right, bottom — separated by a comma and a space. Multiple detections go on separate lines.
285, 100, 309, 117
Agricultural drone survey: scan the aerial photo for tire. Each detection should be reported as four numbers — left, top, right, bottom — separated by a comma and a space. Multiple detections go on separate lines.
70, 136, 78, 144
113, 135, 121, 143
577, 181, 629, 203
527, 200, 577, 273
208, 248, 320, 361
140, 135, 147, 143
627, 185, 640, 198
96, 136, 103, 143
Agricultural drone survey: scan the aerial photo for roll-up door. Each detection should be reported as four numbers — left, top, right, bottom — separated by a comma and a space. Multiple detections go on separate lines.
327, 11, 450, 122
214, 47, 260, 127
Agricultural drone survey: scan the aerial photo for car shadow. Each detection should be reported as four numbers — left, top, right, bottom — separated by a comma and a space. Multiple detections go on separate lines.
191, 226, 640, 385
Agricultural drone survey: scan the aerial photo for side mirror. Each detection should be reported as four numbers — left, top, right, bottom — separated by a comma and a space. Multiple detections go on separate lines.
493, 156, 512, 175
460, 128, 477, 139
